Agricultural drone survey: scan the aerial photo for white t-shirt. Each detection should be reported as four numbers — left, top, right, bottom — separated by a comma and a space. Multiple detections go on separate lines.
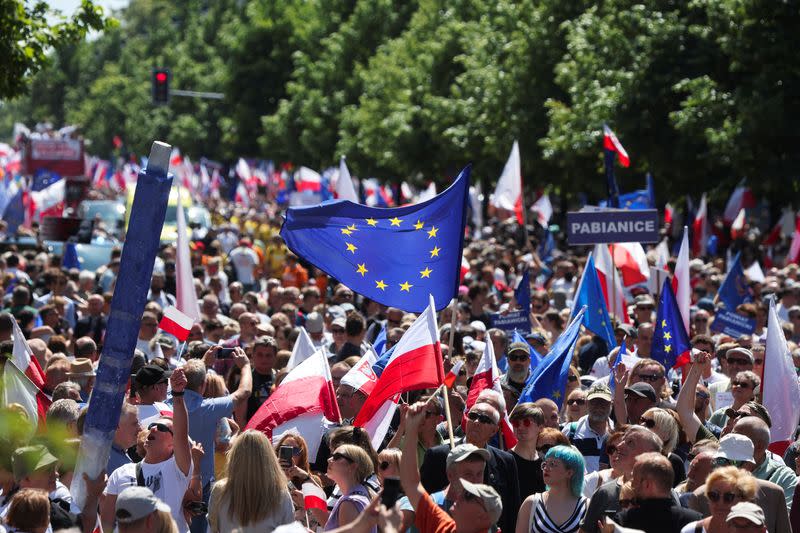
105, 456, 192, 532
137, 402, 172, 427
229, 247, 260, 286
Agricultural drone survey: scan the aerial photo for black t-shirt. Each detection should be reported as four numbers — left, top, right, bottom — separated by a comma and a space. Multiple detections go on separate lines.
246, 369, 275, 421
511, 451, 545, 499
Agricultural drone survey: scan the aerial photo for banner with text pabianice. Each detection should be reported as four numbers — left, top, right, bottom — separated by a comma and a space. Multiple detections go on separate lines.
567, 209, 659, 245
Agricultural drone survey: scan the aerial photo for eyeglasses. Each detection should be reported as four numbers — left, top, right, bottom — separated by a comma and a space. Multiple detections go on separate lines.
731, 380, 753, 389
537, 444, 554, 454
541, 460, 561, 470
508, 354, 530, 362
567, 375, 578, 383
511, 418, 534, 428
467, 411, 495, 425
331, 452, 354, 463
637, 373, 663, 382
331, 328, 345, 334
726, 358, 750, 365
694, 318, 708, 324
713, 457, 743, 468
148, 422, 173, 435
639, 417, 656, 429
707, 490, 740, 503
567, 398, 586, 406
379, 461, 391, 471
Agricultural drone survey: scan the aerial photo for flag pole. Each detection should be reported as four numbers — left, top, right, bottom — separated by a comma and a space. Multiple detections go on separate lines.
442, 298, 458, 448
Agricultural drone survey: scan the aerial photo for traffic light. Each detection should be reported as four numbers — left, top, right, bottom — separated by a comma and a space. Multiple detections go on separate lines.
152, 69, 170, 105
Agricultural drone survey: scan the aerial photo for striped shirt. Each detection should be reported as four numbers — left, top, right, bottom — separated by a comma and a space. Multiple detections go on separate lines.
529, 493, 587, 533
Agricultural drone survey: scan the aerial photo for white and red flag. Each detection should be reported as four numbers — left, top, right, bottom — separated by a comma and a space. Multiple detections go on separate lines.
730, 208, 746, 240
603, 125, 630, 167
593, 244, 628, 323
246, 349, 340, 462
491, 140, 523, 223
175, 187, 201, 321
692, 193, 708, 256
763, 297, 800, 456
2, 319, 50, 430
610, 242, 650, 287
723, 183, 756, 223
465, 338, 517, 448
286, 327, 317, 370
444, 359, 464, 388
158, 306, 194, 342
301, 482, 327, 511
672, 226, 691, 335
295, 166, 323, 193
531, 194, 553, 227
788, 214, 800, 264
354, 296, 444, 429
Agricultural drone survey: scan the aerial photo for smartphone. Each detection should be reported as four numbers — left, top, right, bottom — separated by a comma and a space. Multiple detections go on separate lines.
381, 477, 401, 508
218, 347, 235, 359
279, 445, 293, 466
185, 501, 208, 515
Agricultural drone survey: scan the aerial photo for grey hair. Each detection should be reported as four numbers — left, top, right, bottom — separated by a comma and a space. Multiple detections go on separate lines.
46, 399, 81, 427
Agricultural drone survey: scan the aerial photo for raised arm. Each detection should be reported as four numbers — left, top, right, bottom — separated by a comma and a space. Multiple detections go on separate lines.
400, 402, 428, 510
612, 362, 629, 424
170, 368, 192, 475
230, 347, 253, 407
676, 352, 708, 443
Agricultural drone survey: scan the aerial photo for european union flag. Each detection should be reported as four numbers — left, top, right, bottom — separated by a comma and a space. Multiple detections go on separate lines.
599, 173, 655, 210
514, 268, 531, 316
716, 252, 752, 310
651, 279, 691, 369
511, 329, 543, 365
281, 166, 470, 313
63, 242, 81, 270
571, 255, 616, 349
519, 307, 585, 409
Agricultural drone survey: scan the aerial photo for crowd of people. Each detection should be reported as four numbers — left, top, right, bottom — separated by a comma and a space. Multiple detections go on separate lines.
0, 190, 798, 533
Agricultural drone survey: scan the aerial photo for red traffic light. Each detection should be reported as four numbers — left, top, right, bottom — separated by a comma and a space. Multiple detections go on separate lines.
155, 72, 168, 83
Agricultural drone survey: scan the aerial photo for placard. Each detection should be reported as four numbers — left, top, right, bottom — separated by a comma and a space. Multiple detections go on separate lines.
710, 309, 756, 338
567, 209, 659, 245
489, 310, 530, 332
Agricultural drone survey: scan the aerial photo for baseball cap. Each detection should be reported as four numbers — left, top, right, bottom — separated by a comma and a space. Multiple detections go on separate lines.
340, 303, 356, 313
507, 341, 531, 357
154, 334, 177, 350
469, 320, 487, 333
305, 312, 324, 334
615, 324, 637, 339
446, 443, 491, 470
525, 332, 547, 345
460, 479, 503, 525
326, 305, 346, 321
726, 502, 766, 526
115, 486, 171, 524
715, 434, 755, 464
624, 382, 657, 403
135, 364, 171, 387
726, 347, 754, 363
12, 444, 58, 482
331, 317, 347, 329
634, 294, 655, 307
587, 384, 612, 402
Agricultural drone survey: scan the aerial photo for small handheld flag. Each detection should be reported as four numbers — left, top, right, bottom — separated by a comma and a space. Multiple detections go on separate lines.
159, 306, 194, 342
571, 254, 616, 349
651, 279, 691, 369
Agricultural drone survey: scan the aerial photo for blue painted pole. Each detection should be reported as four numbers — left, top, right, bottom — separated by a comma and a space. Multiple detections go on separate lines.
70, 142, 173, 508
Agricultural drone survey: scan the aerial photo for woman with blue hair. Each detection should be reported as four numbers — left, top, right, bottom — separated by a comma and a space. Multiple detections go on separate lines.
515, 445, 587, 533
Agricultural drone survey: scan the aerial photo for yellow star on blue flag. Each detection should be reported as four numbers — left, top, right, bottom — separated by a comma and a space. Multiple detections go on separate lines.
651, 278, 691, 369
280, 165, 471, 312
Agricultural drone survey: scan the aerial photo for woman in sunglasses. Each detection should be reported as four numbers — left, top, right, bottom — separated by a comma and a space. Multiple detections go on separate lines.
324, 444, 377, 532
639, 408, 686, 486
708, 371, 760, 433
515, 445, 587, 533
581, 426, 629, 498
679, 466, 757, 533
509, 403, 546, 499
565, 390, 588, 423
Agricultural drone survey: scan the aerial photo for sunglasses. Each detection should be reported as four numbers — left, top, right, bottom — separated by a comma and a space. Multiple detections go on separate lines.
567, 375, 578, 383
567, 398, 586, 406
694, 318, 708, 324
639, 418, 656, 429
713, 457, 743, 468
148, 422, 173, 435
537, 444, 554, 454
508, 354, 530, 362
707, 490, 740, 503
511, 418, 535, 428
726, 358, 750, 365
637, 373, 663, 382
467, 411, 495, 425
731, 380, 753, 389
331, 452, 354, 463
379, 461, 391, 471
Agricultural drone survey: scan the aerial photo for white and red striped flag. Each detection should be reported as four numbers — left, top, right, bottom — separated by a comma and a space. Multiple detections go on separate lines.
175, 187, 201, 321
301, 482, 327, 511
246, 349, 340, 462
3, 319, 50, 430
610, 242, 650, 287
531, 193, 553, 227
730, 208, 746, 240
692, 193, 708, 256
672, 226, 691, 335
763, 297, 800, 456
724, 183, 756, 223
444, 359, 464, 388
593, 244, 629, 323
603, 125, 630, 167
286, 327, 317, 370
465, 337, 517, 448
491, 141, 523, 224
158, 306, 194, 342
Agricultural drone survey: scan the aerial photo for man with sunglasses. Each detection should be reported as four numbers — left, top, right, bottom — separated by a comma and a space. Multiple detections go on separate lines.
420, 403, 520, 533
563, 384, 613, 474
709, 347, 754, 412
500, 341, 531, 396
102, 367, 193, 533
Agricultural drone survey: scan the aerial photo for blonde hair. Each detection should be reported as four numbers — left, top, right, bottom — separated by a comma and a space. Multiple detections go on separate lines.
628, 359, 671, 399
642, 408, 679, 454
6, 488, 50, 531
154, 508, 179, 533
203, 373, 227, 399
706, 466, 758, 501
210, 430, 287, 529
334, 443, 375, 484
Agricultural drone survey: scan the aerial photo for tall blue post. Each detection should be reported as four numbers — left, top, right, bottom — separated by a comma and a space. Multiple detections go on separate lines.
70, 142, 173, 507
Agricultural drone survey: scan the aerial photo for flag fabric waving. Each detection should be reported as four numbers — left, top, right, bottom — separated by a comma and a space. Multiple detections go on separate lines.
716, 252, 752, 310
692, 194, 708, 257
158, 306, 194, 341
571, 254, 616, 349
465, 339, 517, 448
593, 244, 628, 324
354, 296, 444, 427
651, 279, 691, 370
286, 327, 317, 370
514, 268, 531, 317
603, 124, 630, 167
335, 156, 358, 203
491, 142, 523, 223
672, 226, 691, 335
603, 124, 628, 209
611, 242, 650, 286
175, 187, 201, 321
281, 167, 470, 313
519, 308, 585, 408
763, 297, 800, 451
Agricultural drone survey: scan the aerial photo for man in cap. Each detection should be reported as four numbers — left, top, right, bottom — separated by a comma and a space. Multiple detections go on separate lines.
563, 384, 613, 474
66, 357, 96, 401
402, 401, 503, 533
709, 346, 754, 411
633, 294, 655, 325
726, 502, 767, 533
115, 486, 174, 532
134, 364, 172, 426
304, 311, 328, 349
621, 381, 658, 424
500, 341, 532, 395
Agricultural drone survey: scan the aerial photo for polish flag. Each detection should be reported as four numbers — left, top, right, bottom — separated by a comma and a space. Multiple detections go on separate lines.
672, 227, 691, 334
491, 141, 523, 224
603, 125, 630, 167
302, 482, 328, 511
610, 243, 650, 286
247, 350, 340, 462
531, 194, 553, 227
341, 348, 379, 397
692, 194, 708, 256
286, 327, 317, 370
731, 208, 746, 240
92, 160, 110, 188
335, 156, 358, 202
295, 167, 322, 193
235, 182, 250, 208
788, 215, 800, 264
169, 148, 183, 169
175, 187, 201, 321
655, 238, 670, 270
354, 296, 444, 428
593, 244, 629, 323
5, 319, 50, 429
444, 359, 464, 388
724, 184, 756, 223
235, 158, 252, 184
158, 306, 194, 341
461, 256, 470, 281
664, 203, 674, 227
763, 297, 800, 455
465, 339, 517, 448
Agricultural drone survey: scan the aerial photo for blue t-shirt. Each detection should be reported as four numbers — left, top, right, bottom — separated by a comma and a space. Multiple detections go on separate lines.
180, 389, 234, 486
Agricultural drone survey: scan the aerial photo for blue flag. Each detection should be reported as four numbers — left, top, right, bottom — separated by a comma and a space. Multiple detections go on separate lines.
609, 336, 626, 392
599, 173, 655, 210
32, 170, 62, 192
539, 229, 555, 264
716, 252, 752, 310
373, 323, 387, 356
281, 166, 470, 312
511, 329, 544, 365
3, 188, 25, 235
519, 307, 585, 409
62, 243, 81, 270
571, 255, 616, 349
514, 268, 531, 316
651, 279, 691, 369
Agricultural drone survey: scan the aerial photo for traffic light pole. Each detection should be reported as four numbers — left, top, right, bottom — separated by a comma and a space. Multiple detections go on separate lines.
170, 89, 224, 100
